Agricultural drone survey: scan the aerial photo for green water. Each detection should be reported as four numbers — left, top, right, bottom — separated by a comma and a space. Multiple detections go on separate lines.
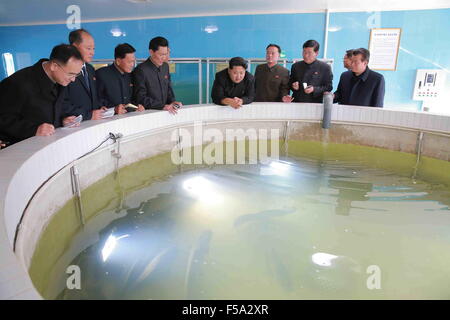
29, 141, 450, 299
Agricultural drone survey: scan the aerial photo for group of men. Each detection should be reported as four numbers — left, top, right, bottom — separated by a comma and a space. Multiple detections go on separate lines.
0, 30, 182, 147
0, 30, 385, 148
212, 40, 385, 109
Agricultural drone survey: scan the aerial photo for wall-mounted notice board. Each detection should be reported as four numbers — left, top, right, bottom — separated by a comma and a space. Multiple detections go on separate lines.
368, 28, 402, 71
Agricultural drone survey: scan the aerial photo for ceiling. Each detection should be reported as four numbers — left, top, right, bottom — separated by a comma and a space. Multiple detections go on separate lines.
0, 0, 449, 26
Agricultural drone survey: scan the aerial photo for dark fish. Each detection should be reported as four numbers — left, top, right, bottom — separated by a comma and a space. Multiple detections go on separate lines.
234, 207, 296, 227
266, 248, 293, 292
184, 230, 213, 298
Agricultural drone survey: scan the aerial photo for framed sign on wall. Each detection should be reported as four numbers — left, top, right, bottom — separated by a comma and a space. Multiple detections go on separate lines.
368, 28, 402, 71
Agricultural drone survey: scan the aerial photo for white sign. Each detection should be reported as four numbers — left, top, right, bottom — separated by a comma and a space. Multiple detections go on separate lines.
368, 28, 401, 71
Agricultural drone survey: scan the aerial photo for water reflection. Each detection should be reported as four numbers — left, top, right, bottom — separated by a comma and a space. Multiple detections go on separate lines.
329, 179, 373, 216
233, 207, 296, 228
52, 155, 450, 300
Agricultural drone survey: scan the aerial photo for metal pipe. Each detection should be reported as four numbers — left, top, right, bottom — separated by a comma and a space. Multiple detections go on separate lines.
323, 9, 330, 59
413, 131, 424, 178
198, 59, 202, 104
111, 133, 122, 177
206, 58, 210, 104
177, 128, 183, 173
70, 165, 85, 227
322, 92, 333, 129
283, 121, 290, 155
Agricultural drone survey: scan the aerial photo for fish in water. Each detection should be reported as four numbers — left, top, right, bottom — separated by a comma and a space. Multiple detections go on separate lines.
184, 230, 213, 298
265, 248, 293, 292
233, 207, 297, 228
131, 247, 171, 286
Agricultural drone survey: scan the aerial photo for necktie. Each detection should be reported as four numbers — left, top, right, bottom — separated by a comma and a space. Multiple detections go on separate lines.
82, 65, 90, 92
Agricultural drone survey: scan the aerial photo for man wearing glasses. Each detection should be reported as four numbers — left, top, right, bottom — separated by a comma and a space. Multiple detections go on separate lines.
0, 44, 83, 146
62, 29, 107, 121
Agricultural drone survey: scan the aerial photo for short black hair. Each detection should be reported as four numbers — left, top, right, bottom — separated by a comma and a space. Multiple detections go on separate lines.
352, 48, 370, 62
266, 44, 281, 54
68, 28, 92, 45
303, 39, 320, 52
114, 43, 136, 59
49, 44, 83, 65
149, 36, 169, 51
229, 57, 247, 70
345, 49, 354, 58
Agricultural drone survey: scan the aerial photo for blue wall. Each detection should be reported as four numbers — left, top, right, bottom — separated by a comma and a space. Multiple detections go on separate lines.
0, 13, 324, 70
1, 9, 449, 110
328, 9, 450, 111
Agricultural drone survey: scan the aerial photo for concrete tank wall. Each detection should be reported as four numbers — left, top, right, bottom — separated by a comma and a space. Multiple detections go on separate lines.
1, 103, 449, 299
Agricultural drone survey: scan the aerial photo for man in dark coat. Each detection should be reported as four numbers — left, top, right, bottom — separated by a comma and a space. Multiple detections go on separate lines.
254, 44, 291, 103
62, 29, 106, 121
289, 40, 333, 103
0, 44, 83, 145
334, 48, 385, 108
211, 57, 255, 109
96, 43, 145, 114
132, 36, 182, 115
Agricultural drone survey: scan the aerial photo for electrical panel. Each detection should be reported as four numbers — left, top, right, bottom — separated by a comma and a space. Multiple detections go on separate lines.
412, 69, 446, 100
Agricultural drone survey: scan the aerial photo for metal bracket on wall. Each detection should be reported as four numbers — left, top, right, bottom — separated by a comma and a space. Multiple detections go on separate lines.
109, 133, 128, 214
176, 127, 183, 173
283, 121, 291, 156
412, 131, 424, 180
110, 133, 123, 175
70, 165, 85, 227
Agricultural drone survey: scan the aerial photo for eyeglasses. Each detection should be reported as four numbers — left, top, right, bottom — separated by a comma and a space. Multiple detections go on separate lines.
53, 61, 82, 78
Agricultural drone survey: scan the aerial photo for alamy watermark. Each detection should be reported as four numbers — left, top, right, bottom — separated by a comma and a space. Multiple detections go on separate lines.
66, 5, 81, 30
366, 11, 381, 29
366, 265, 381, 290
170, 121, 280, 165
66, 265, 81, 290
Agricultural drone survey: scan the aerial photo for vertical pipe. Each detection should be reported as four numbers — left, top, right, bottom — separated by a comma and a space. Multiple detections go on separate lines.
111, 135, 122, 177
323, 9, 330, 59
70, 165, 85, 227
412, 131, 424, 180
283, 121, 290, 156
177, 127, 183, 173
322, 92, 333, 129
206, 58, 210, 104
198, 59, 202, 104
